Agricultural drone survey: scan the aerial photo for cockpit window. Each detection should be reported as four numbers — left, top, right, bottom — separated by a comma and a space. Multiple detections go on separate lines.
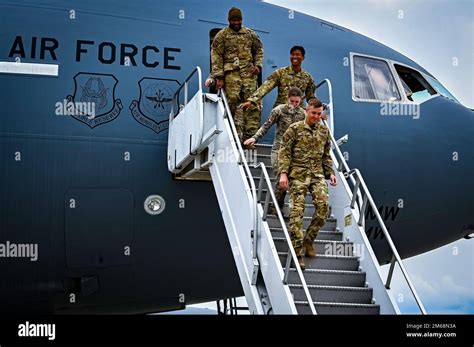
353, 55, 401, 101
393, 64, 437, 103
422, 73, 459, 103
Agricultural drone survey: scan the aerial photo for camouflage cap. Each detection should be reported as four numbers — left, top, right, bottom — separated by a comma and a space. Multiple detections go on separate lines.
228, 7, 242, 20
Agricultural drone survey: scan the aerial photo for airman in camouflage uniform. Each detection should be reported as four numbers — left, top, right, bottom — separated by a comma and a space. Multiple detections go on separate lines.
278, 98, 337, 269
244, 87, 306, 210
241, 46, 315, 111
206, 7, 263, 141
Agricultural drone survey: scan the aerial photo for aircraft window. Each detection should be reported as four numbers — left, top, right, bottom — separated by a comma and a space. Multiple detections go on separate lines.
353, 55, 401, 101
399, 79, 414, 101
422, 73, 459, 103
393, 64, 437, 103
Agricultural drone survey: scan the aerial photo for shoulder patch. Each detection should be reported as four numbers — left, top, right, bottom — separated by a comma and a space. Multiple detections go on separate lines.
212, 30, 224, 44
282, 126, 295, 142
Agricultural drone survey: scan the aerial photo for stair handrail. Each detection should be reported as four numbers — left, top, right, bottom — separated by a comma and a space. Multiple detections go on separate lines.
344, 167, 427, 315
316, 79, 363, 210
255, 162, 317, 314
317, 78, 426, 314
169, 66, 204, 165
218, 89, 317, 313
316, 79, 334, 134
218, 89, 260, 265
170, 66, 203, 119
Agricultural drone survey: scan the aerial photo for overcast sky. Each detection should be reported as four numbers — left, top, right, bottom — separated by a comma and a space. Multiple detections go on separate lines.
266, 0, 474, 109
185, 0, 473, 315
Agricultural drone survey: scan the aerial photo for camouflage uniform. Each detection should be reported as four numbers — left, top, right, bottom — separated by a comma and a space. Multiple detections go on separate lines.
252, 103, 306, 207
278, 120, 334, 255
247, 66, 316, 108
210, 26, 264, 141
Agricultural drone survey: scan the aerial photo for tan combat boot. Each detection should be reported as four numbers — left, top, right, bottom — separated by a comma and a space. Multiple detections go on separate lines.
304, 238, 316, 258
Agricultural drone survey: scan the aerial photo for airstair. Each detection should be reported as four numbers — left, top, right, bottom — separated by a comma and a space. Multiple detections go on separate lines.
167, 67, 426, 314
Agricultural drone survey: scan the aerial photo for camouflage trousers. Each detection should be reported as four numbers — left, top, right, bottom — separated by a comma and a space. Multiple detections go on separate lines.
271, 149, 286, 208
288, 175, 329, 255
224, 71, 261, 142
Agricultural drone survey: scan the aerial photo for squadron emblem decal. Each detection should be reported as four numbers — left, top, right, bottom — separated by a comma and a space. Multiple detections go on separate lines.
66, 73, 123, 128
129, 77, 180, 134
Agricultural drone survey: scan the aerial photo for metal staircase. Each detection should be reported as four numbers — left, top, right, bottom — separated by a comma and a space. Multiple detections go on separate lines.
253, 144, 379, 314
167, 67, 426, 315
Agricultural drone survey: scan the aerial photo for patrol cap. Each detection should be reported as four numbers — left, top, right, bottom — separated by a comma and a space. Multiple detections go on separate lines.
228, 7, 243, 20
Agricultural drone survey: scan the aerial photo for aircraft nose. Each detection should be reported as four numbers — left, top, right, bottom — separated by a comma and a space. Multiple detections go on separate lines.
387, 98, 474, 256
431, 102, 474, 240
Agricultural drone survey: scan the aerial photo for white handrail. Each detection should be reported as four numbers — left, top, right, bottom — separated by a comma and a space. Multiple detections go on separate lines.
322, 119, 426, 315
256, 162, 317, 314
219, 90, 259, 264
169, 66, 204, 158
317, 77, 425, 314
316, 79, 334, 134
171, 66, 202, 118
316, 79, 364, 212
356, 170, 426, 312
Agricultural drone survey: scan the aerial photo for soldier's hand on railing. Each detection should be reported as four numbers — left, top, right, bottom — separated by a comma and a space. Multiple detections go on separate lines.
216, 79, 225, 90
279, 173, 289, 191
240, 101, 252, 111
206, 78, 225, 89
243, 138, 256, 147
330, 174, 337, 186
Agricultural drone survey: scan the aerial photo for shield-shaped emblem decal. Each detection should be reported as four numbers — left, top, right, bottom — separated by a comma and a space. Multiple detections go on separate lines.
66, 73, 123, 128
130, 77, 180, 134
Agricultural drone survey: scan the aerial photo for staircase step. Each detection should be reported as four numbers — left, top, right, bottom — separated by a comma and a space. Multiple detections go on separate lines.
255, 144, 273, 156
288, 268, 366, 287
295, 301, 380, 315
255, 153, 272, 167
273, 238, 354, 256
266, 215, 337, 231
270, 228, 343, 241
278, 252, 359, 271
289, 284, 373, 304
252, 175, 277, 184
174, 170, 212, 181
250, 166, 275, 178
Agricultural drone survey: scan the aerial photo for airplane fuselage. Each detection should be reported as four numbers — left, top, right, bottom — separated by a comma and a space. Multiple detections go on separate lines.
0, 0, 472, 313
